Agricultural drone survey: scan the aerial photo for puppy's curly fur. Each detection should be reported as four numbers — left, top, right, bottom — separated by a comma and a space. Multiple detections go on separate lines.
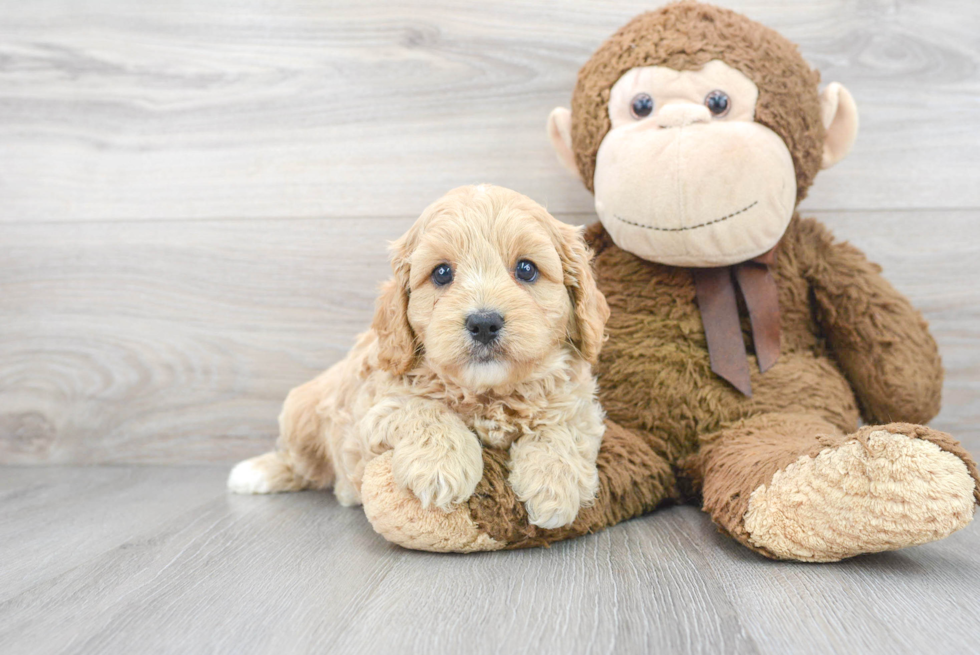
229, 185, 610, 529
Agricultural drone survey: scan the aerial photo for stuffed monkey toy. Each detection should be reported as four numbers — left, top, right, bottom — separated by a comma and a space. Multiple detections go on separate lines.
358, 1, 980, 561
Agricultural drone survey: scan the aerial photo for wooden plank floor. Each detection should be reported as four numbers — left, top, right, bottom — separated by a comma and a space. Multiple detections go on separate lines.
4, 209, 978, 465
2, 0, 980, 653
1, 467, 979, 655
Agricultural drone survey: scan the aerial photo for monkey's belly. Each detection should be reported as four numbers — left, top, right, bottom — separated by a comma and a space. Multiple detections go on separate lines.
596, 328, 861, 461
592, 233, 860, 460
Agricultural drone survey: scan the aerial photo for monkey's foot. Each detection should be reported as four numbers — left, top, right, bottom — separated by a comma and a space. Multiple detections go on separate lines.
361, 451, 505, 553
743, 426, 978, 562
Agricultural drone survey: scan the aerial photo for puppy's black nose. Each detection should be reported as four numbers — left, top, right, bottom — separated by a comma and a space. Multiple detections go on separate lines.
466, 311, 504, 345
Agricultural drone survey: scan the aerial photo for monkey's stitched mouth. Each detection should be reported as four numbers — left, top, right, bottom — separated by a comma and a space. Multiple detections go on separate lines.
613, 200, 759, 232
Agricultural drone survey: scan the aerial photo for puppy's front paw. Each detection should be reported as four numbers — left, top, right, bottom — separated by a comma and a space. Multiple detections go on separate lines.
512, 476, 581, 530
509, 457, 599, 530
391, 430, 483, 511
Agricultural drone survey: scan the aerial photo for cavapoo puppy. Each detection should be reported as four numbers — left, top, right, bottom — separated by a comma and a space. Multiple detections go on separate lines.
228, 185, 610, 529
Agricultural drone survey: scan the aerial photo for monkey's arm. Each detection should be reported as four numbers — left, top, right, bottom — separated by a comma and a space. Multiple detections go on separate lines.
797, 217, 943, 425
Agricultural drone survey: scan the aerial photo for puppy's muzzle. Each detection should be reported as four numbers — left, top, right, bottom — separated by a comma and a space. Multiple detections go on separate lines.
466, 311, 504, 346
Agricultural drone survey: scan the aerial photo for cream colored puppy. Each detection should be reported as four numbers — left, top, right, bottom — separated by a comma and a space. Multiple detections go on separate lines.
228, 185, 610, 529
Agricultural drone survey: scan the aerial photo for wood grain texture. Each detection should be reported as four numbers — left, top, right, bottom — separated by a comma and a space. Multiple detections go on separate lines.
0, 217, 401, 464
0, 0, 978, 223
1, 466, 978, 655
2, 210, 978, 464
0, 466, 222, 600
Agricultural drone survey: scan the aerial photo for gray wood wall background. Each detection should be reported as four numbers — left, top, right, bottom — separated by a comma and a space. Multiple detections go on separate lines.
2, 0, 979, 465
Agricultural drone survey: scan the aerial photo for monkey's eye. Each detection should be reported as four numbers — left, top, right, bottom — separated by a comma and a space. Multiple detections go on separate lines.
431, 263, 453, 286
514, 260, 538, 283
630, 93, 654, 119
704, 90, 730, 117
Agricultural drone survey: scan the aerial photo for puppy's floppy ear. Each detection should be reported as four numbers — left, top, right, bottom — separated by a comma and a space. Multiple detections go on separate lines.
555, 222, 610, 364
371, 234, 418, 375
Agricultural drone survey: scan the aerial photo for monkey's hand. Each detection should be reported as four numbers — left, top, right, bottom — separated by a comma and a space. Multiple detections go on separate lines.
800, 217, 943, 425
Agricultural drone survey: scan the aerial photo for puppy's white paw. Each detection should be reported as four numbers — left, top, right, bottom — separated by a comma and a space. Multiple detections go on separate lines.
391, 430, 483, 511
514, 478, 581, 529
228, 458, 273, 494
510, 457, 599, 530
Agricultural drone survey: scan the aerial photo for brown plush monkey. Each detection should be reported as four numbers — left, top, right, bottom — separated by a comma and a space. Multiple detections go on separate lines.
359, 1, 980, 560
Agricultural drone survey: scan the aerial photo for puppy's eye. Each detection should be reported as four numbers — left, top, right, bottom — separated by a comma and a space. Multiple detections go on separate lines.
514, 259, 538, 283
630, 93, 654, 119
431, 263, 453, 287
704, 90, 730, 117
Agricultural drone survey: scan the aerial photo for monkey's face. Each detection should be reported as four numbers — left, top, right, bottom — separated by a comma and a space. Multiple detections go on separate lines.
593, 60, 795, 267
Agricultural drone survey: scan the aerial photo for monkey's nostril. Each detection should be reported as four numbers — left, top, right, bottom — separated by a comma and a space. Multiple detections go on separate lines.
465, 311, 504, 345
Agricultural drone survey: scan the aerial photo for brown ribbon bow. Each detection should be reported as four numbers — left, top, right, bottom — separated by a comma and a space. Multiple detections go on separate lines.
692, 249, 780, 397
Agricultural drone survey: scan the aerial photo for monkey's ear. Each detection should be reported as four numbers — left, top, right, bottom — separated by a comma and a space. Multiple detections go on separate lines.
547, 107, 583, 182
819, 83, 859, 169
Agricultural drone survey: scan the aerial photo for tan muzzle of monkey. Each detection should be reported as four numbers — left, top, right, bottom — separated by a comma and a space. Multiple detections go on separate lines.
593, 118, 797, 268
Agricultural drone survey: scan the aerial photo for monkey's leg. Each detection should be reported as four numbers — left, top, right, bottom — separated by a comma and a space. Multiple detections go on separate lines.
360, 420, 679, 552
696, 413, 979, 562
